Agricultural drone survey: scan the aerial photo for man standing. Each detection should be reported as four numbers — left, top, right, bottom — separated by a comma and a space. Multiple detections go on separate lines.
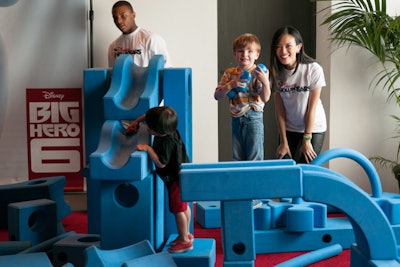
108, 1, 172, 68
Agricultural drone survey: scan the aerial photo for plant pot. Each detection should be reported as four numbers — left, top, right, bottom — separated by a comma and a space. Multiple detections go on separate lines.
393, 165, 400, 193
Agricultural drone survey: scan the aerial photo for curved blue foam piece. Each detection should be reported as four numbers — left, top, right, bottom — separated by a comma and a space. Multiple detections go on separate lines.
274, 244, 342, 267
103, 54, 164, 120
311, 147, 382, 198
302, 164, 397, 260
0, 252, 53, 267
84, 240, 155, 267
89, 120, 151, 180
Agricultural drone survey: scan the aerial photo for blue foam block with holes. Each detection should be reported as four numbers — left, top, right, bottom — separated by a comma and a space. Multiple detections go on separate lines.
8, 199, 57, 245
196, 201, 221, 228
163, 236, 216, 267
0, 176, 70, 229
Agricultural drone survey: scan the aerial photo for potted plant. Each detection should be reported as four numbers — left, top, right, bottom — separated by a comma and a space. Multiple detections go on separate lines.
315, 0, 400, 188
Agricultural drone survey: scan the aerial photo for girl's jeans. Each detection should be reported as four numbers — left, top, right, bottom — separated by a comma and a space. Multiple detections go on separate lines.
231, 109, 264, 161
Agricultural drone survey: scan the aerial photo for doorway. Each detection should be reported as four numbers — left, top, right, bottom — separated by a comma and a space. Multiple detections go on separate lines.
217, 0, 316, 161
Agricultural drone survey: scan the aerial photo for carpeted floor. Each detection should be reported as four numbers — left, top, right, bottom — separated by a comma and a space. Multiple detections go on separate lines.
59, 209, 350, 267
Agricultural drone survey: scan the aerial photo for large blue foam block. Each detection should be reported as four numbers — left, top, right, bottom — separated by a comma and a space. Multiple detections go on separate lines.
8, 199, 57, 246
103, 55, 164, 120
163, 236, 216, 267
196, 201, 221, 228
0, 176, 71, 228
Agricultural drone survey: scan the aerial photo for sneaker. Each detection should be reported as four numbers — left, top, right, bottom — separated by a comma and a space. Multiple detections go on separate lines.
170, 233, 194, 246
168, 240, 193, 253
252, 199, 263, 209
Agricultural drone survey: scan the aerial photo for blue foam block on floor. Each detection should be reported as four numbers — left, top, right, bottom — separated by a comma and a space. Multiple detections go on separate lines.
122, 251, 177, 267
51, 234, 100, 267
0, 252, 52, 267
8, 199, 57, 245
84, 239, 155, 267
163, 236, 216, 267
196, 201, 221, 228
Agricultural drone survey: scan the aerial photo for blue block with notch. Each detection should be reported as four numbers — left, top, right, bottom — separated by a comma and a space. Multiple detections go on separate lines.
196, 201, 221, 228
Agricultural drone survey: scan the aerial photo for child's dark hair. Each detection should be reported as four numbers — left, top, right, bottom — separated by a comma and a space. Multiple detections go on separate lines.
112, 1, 134, 12
145, 106, 178, 135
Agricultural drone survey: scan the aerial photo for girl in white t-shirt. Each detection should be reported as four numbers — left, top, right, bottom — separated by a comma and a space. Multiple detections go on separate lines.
269, 26, 327, 163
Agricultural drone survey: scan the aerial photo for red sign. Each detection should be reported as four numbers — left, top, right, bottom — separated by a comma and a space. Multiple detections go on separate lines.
26, 88, 84, 191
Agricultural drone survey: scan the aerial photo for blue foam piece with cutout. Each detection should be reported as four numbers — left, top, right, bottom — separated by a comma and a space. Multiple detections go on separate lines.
0, 176, 71, 228
84, 240, 155, 267
163, 236, 216, 267
103, 55, 164, 120
8, 199, 57, 246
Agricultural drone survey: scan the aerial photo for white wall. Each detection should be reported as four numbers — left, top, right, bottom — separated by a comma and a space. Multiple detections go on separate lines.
91, 0, 219, 164
316, 1, 400, 193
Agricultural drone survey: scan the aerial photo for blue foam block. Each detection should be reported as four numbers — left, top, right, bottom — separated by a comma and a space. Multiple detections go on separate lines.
0, 252, 52, 267
0, 176, 71, 228
163, 237, 216, 267
8, 199, 57, 245
89, 120, 151, 181
103, 55, 163, 120
122, 251, 177, 267
254, 203, 271, 230
255, 217, 354, 253
84, 240, 155, 267
51, 234, 100, 267
18, 231, 76, 254
286, 206, 314, 232
196, 201, 221, 228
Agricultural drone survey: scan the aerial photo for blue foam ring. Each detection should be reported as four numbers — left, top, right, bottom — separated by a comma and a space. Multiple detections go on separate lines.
256, 64, 267, 72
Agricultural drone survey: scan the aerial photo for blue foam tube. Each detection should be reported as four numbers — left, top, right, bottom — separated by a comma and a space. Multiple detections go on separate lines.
274, 244, 342, 267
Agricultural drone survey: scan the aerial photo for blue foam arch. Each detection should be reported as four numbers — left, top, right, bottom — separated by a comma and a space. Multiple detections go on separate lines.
311, 147, 382, 198
274, 244, 343, 267
302, 164, 397, 260
103, 54, 164, 120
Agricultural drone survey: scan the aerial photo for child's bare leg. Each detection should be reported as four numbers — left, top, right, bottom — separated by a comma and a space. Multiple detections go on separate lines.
175, 211, 190, 243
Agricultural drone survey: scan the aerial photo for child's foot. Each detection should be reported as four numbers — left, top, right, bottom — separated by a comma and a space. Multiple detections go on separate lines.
168, 240, 193, 253
170, 233, 194, 246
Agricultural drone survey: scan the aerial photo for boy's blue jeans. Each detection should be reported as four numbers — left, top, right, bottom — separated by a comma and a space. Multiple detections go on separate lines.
231, 109, 264, 161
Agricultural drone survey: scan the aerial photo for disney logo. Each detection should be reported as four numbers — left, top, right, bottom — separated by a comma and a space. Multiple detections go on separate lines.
42, 91, 65, 100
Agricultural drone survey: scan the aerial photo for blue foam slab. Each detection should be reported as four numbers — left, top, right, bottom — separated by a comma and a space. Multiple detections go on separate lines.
0, 176, 71, 228
223, 261, 254, 267
51, 234, 100, 267
122, 251, 177, 267
196, 201, 221, 228
103, 55, 163, 120
180, 163, 302, 201
83, 67, 109, 163
0, 241, 31, 255
163, 236, 216, 267
84, 240, 155, 267
8, 199, 57, 245
254, 217, 355, 253
89, 120, 151, 181
0, 252, 52, 267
